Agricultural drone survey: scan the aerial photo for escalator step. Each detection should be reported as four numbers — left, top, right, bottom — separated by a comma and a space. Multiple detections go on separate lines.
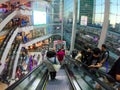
46, 69, 71, 90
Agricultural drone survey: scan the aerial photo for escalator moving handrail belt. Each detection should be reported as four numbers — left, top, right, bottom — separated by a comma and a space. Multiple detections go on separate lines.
6, 63, 45, 90
64, 65, 82, 90
36, 70, 49, 90
65, 55, 114, 90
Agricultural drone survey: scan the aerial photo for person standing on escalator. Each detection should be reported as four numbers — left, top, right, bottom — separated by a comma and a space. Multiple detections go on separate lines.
43, 51, 60, 80
57, 48, 65, 65
71, 49, 78, 59
41, 48, 46, 60
88, 48, 101, 75
99, 44, 109, 73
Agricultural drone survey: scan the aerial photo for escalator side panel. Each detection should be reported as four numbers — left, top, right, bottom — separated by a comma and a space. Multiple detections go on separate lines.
6, 64, 47, 90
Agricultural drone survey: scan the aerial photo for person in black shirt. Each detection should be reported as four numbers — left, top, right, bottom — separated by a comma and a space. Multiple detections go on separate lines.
95, 57, 120, 90
71, 49, 78, 59
88, 48, 102, 75
108, 57, 120, 82
100, 44, 109, 73
85, 47, 93, 65
88, 48, 101, 68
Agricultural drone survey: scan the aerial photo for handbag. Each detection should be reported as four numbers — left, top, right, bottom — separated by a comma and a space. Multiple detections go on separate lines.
53, 64, 61, 72
48, 57, 61, 72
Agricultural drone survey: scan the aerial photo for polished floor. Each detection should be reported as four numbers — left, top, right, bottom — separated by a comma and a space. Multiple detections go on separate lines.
0, 82, 8, 90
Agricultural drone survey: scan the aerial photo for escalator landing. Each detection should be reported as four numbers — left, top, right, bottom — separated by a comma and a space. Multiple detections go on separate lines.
46, 69, 71, 90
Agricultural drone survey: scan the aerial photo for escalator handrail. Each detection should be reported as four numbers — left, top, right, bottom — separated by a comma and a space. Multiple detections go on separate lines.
7, 42, 21, 76
36, 69, 49, 90
0, 11, 13, 23
64, 65, 82, 90
0, 26, 17, 60
66, 55, 119, 84
97, 68, 120, 86
6, 62, 45, 90
65, 55, 115, 90
0, 26, 17, 48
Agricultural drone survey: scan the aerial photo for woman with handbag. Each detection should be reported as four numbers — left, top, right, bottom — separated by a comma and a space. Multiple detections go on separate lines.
43, 51, 60, 80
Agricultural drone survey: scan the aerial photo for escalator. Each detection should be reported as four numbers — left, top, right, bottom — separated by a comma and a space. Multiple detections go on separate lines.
46, 69, 74, 90
0, 38, 20, 83
6, 55, 115, 90
65, 55, 116, 90
6, 63, 49, 90
0, 26, 18, 74
0, 26, 17, 61
5, 51, 116, 90
0, 10, 17, 32
7, 40, 20, 79
6, 63, 81, 90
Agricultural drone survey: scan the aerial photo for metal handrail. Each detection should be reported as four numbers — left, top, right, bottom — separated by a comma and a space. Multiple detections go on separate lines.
64, 64, 82, 90
6, 63, 46, 90
36, 70, 49, 90
65, 55, 115, 90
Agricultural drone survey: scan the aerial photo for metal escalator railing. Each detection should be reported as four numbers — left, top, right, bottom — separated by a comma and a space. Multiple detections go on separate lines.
97, 68, 120, 89
64, 59, 93, 90
7, 59, 89, 90
0, 10, 18, 32
44, 68, 79, 90
0, 11, 13, 23
0, 27, 15, 48
6, 63, 49, 90
36, 68, 49, 90
64, 65, 82, 90
65, 55, 115, 90
0, 26, 17, 60
7, 41, 20, 78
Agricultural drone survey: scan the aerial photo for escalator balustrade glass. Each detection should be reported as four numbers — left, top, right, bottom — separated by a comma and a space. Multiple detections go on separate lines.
6, 63, 48, 90
65, 56, 115, 90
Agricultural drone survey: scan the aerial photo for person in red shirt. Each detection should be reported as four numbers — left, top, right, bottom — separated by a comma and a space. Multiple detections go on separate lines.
57, 49, 65, 64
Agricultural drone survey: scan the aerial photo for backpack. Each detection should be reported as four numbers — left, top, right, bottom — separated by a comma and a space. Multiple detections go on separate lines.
101, 50, 109, 73
102, 50, 109, 61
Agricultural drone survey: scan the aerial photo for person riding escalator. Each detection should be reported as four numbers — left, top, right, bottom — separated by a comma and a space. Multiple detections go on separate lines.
43, 51, 60, 80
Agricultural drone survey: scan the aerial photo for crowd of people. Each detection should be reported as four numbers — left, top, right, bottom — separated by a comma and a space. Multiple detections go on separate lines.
15, 46, 66, 81
43, 47, 65, 80
1, 41, 120, 89
72, 44, 120, 89
15, 47, 41, 80
40, 43, 120, 88
73, 44, 109, 72
0, 1, 31, 23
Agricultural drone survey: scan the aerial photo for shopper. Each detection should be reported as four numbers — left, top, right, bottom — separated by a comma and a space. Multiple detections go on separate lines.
57, 49, 65, 65
100, 44, 109, 73
107, 57, 120, 82
43, 51, 60, 80
88, 48, 101, 75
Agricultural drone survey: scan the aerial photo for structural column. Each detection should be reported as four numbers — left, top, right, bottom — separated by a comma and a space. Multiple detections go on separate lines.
70, 0, 78, 52
98, 0, 110, 48
61, 0, 64, 40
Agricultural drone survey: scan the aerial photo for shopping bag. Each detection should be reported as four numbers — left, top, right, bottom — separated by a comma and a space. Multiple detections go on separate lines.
53, 64, 61, 72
